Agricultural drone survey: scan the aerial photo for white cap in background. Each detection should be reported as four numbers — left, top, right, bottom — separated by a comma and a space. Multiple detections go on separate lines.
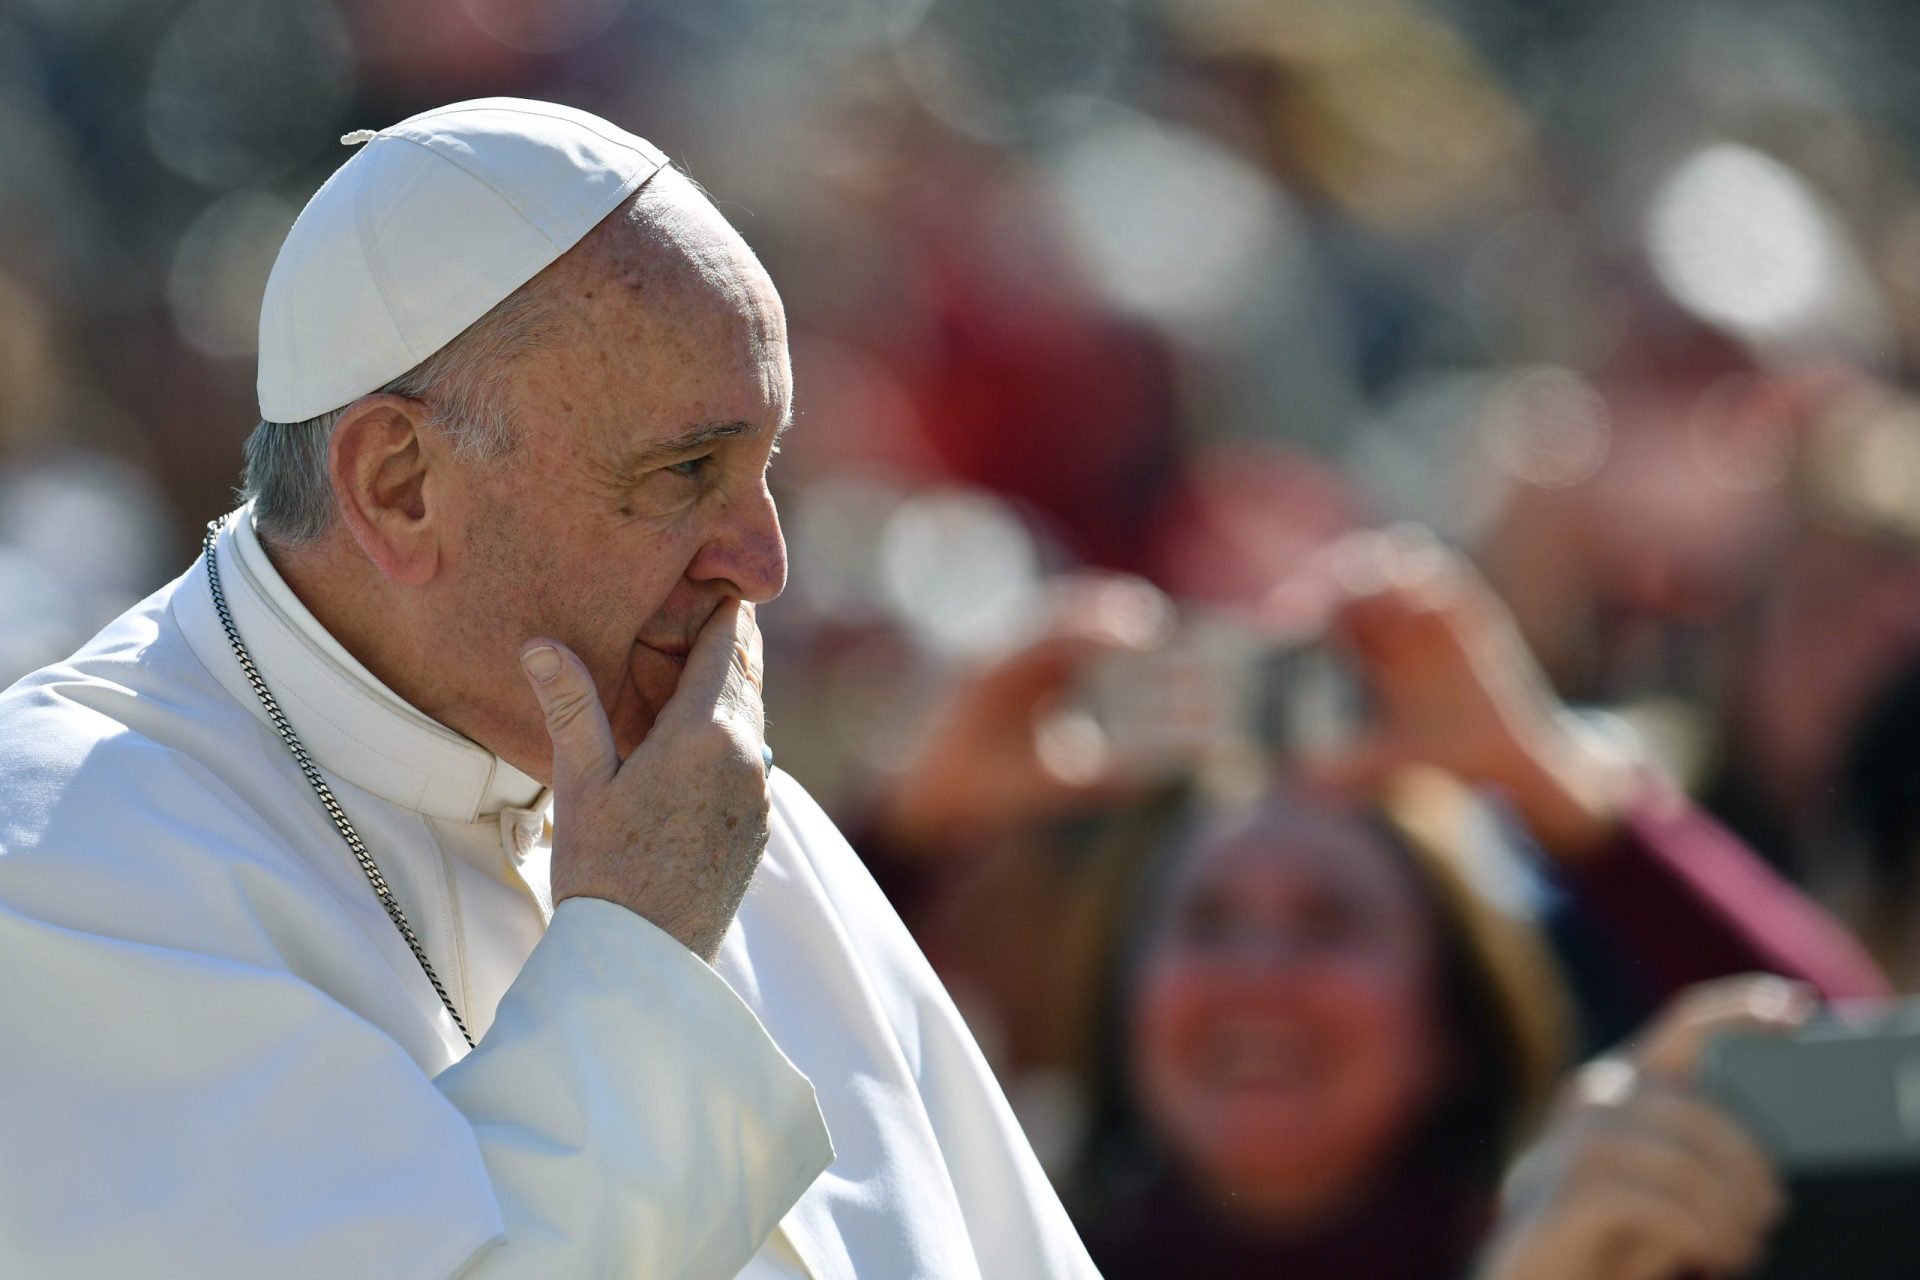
256, 97, 669, 423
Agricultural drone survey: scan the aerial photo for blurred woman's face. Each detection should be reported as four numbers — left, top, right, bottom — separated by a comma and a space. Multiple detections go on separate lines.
1130, 799, 1449, 1223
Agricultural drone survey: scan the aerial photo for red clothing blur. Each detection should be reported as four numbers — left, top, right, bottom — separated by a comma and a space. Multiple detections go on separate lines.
1567, 786, 1889, 1004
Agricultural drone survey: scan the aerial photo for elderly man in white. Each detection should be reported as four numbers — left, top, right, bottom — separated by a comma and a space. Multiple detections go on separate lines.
0, 99, 1097, 1278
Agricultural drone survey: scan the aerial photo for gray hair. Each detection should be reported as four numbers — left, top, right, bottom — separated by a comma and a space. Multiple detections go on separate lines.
241, 274, 561, 547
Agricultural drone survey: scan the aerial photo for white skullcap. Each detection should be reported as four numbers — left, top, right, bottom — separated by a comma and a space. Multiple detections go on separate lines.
256, 97, 669, 423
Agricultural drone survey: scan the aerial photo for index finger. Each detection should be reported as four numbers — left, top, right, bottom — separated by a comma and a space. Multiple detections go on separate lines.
653, 599, 763, 732
1633, 976, 1816, 1080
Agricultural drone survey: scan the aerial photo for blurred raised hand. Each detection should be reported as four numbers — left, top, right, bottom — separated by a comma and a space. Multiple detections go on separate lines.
1309, 525, 1640, 858
875, 573, 1175, 849
1477, 975, 1813, 1280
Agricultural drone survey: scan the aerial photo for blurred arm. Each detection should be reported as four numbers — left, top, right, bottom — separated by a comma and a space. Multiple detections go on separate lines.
1318, 528, 1890, 1006
1556, 783, 1889, 1002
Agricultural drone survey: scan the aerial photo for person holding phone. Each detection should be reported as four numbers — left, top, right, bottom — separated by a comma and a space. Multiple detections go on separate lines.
1073, 767, 1831, 1279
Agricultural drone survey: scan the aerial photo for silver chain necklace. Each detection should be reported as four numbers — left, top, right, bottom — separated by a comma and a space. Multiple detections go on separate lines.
202, 522, 475, 1048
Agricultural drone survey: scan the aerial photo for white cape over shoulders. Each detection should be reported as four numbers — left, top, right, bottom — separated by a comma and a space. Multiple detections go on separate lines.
0, 509, 1098, 1279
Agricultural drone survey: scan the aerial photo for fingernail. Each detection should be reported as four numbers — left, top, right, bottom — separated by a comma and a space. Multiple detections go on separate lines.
522, 645, 560, 683
1104, 592, 1174, 647
1754, 978, 1816, 1023
1329, 534, 1391, 595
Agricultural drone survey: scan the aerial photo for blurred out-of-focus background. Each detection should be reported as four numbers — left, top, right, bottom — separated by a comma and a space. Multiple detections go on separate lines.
13, 0, 1920, 1272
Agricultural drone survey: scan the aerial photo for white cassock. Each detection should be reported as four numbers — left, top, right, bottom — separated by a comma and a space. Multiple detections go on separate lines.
0, 508, 1098, 1279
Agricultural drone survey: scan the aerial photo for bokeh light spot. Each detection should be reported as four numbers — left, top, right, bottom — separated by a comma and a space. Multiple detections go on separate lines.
168, 191, 297, 360
1646, 143, 1837, 338
1479, 367, 1611, 490
1048, 112, 1292, 333
146, 0, 355, 188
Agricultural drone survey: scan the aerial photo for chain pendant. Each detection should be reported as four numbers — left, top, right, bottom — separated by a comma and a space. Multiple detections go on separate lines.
202, 521, 475, 1048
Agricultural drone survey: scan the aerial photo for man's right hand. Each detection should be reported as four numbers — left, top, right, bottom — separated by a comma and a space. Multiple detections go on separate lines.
520, 598, 771, 962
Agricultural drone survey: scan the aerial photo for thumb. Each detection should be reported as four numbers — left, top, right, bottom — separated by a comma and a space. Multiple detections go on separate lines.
521, 639, 619, 792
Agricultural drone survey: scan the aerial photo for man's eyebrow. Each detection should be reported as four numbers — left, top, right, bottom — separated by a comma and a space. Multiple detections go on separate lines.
619, 420, 754, 472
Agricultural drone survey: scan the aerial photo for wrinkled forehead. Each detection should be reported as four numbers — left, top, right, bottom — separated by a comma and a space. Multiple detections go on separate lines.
498, 179, 792, 458
568, 172, 786, 336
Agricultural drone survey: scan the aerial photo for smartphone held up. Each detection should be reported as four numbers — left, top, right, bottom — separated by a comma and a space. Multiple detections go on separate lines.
1064, 614, 1364, 782
1703, 1000, 1920, 1279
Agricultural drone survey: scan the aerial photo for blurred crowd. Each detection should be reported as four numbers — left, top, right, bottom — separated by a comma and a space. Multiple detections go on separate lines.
12, 0, 1920, 1274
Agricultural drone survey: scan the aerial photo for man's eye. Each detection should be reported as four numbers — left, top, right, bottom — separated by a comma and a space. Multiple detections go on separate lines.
665, 455, 712, 478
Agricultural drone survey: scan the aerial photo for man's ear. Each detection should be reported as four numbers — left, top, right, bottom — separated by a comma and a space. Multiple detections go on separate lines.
328, 394, 445, 586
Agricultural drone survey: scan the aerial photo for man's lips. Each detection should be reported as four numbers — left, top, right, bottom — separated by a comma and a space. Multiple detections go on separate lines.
634, 638, 690, 667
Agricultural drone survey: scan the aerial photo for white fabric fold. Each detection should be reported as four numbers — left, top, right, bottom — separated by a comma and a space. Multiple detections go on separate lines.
443, 899, 832, 1277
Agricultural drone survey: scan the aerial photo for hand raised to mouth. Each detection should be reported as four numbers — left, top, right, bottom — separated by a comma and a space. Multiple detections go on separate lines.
521, 598, 771, 962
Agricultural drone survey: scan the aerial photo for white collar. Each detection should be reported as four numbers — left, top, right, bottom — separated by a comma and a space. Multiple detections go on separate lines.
178, 506, 547, 823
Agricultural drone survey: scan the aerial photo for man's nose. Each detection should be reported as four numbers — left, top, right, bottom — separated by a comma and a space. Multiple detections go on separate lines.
694, 482, 787, 604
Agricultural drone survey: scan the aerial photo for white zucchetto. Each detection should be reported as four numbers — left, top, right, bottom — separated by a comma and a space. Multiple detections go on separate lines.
256, 97, 669, 423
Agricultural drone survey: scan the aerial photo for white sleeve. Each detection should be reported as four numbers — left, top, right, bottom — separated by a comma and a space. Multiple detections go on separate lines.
443, 899, 833, 1276
0, 892, 832, 1280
